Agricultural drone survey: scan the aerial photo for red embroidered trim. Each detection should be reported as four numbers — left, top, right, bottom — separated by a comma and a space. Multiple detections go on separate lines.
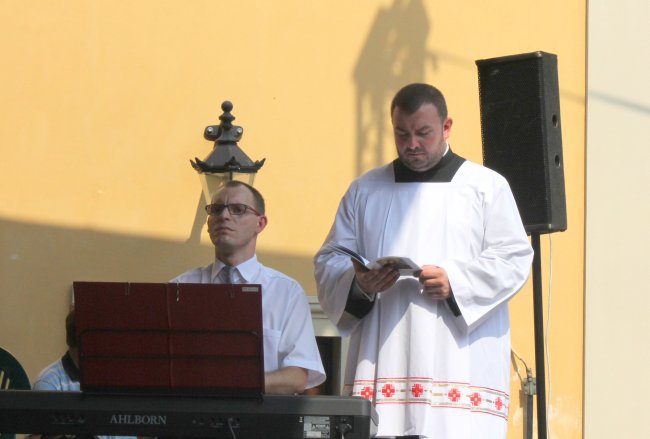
345, 378, 509, 420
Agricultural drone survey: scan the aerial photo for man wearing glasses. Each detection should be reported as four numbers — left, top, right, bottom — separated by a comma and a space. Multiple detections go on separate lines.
172, 180, 325, 395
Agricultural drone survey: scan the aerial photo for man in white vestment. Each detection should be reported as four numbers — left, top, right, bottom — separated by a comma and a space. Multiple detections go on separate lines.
314, 83, 533, 438
173, 181, 325, 394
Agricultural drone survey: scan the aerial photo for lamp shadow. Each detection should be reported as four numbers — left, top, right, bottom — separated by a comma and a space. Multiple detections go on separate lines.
353, 0, 438, 176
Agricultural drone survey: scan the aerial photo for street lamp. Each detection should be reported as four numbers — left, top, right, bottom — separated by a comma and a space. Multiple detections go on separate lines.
191, 101, 265, 204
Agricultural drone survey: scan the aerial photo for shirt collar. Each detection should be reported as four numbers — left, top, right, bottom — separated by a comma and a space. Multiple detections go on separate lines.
393, 144, 465, 183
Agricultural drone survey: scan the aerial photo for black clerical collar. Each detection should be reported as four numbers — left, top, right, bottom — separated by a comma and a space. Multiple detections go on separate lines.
393, 149, 466, 182
61, 350, 80, 382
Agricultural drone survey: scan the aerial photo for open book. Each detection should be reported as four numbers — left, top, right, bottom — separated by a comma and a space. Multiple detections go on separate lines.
327, 242, 422, 277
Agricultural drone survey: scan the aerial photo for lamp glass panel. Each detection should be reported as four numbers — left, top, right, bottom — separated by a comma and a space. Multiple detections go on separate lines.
199, 172, 257, 204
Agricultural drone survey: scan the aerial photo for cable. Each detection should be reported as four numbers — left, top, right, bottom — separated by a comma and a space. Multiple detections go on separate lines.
338, 420, 353, 439
228, 417, 238, 439
511, 347, 530, 371
511, 347, 535, 439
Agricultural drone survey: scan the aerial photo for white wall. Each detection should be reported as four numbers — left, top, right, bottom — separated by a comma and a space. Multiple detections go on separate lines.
585, 1, 650, 437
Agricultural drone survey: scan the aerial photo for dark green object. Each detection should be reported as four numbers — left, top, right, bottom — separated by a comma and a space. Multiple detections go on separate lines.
1, 346, 31, 439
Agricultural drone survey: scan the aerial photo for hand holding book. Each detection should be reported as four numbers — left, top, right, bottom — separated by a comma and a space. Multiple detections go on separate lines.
328, 242, 461, 316
327, 242, 422, 277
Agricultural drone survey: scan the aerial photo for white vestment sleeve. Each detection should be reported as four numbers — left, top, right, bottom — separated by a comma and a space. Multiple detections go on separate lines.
314, 184, 364, 336
442, 178, 533, 331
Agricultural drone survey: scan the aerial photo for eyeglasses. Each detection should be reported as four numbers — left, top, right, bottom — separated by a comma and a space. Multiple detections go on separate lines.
205, 203, 262, 216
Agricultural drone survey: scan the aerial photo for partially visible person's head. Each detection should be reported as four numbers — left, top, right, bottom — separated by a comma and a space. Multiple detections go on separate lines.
65, 307, 82, 366
391, 83, 453, 172
65, 307, 76, 349
206, 181, 268, 264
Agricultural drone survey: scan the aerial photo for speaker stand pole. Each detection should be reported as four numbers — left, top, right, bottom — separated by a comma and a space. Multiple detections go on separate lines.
531, 233, 548, 439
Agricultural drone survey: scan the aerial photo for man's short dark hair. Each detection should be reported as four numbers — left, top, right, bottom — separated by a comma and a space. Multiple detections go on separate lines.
390, 83, 448, 120
223, 180, 266, 215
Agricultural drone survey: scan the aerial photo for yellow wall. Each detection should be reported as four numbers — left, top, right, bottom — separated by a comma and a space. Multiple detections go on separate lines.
0, 1, 585, 437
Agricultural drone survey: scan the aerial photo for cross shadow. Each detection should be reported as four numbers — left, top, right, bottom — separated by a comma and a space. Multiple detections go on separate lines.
353, 0, 438, 176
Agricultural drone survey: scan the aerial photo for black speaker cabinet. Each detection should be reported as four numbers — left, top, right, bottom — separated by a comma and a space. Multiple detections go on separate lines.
476, 51, 567, 234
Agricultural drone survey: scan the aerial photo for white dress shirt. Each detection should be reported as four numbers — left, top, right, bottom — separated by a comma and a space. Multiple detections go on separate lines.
172, 255, 326, 389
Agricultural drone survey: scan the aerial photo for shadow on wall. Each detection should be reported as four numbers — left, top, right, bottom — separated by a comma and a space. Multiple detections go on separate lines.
354, 0, 437, 176
0, 216, 316, 377
0, 218, 316, 301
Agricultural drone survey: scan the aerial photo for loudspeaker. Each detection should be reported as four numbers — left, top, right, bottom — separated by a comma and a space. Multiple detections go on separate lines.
476, 51, 567, 234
